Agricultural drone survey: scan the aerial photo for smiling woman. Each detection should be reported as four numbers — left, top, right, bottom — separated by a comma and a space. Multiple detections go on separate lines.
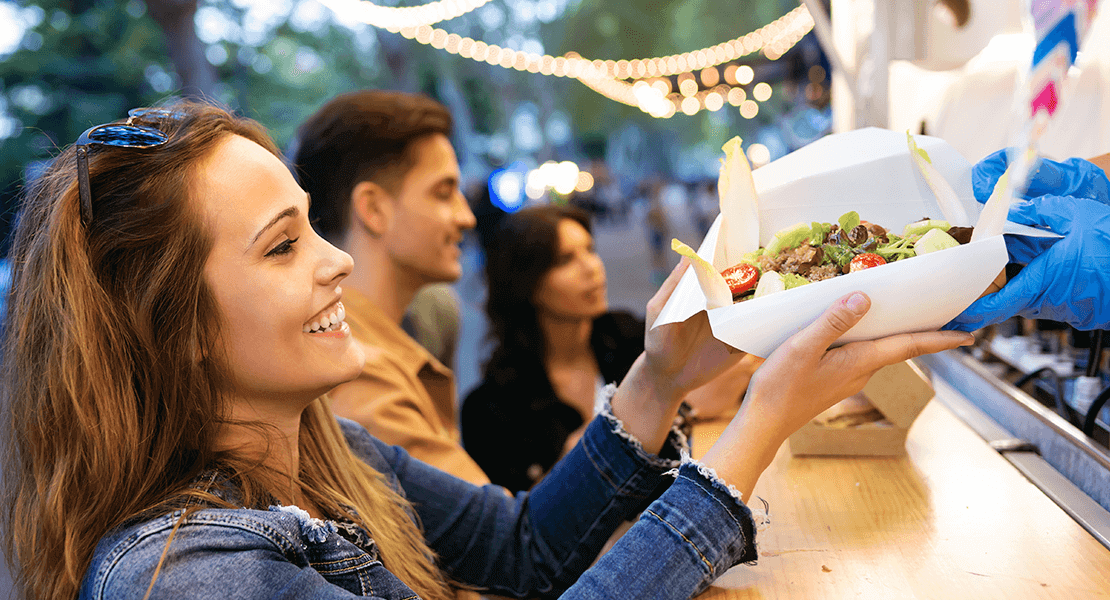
0, 100, 973, 600
0, 102, 451, 600
195, 135, 364, 403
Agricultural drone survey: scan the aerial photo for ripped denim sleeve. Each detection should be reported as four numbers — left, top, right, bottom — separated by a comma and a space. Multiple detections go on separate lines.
567, 447, 773, 599
593, 383, 690, 470
670, 452, 771, 532
599, 383, 772, 587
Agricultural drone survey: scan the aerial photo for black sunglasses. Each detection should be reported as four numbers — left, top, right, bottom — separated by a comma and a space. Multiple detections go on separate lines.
74, 108, 181, 225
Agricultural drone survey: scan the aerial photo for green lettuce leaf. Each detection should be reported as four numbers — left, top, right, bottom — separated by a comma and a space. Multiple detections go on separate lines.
783, 273, 809, 289
809, 221, 831, 246
838, 211, 860, 232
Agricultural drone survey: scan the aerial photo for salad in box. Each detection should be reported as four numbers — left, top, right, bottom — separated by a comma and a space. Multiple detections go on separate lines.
653, 128, 1051, 358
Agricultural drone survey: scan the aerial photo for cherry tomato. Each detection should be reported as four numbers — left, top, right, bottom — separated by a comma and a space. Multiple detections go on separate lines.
849, 252, 886, 273
721, 263, 760, 296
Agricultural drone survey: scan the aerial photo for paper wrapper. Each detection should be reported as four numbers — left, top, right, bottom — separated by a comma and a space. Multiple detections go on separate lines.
654, 128, 1024, 358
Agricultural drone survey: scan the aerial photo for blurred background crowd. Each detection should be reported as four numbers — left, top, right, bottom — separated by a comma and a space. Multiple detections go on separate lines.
3, 0, 1110, 594
1, 0, 1109, 460
0, 0, 842, 395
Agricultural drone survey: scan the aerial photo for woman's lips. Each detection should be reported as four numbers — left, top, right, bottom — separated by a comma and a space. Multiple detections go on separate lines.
583, 283, 607, 300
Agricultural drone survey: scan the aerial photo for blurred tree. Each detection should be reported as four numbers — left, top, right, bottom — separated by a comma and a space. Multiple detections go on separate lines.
0, 0, 821, 254
146, 0, 216, 98
0, 0, 173, 254
0, 0, 388, 254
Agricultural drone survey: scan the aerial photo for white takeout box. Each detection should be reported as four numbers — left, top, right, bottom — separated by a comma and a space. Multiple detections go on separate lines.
653, 128, 1010, 358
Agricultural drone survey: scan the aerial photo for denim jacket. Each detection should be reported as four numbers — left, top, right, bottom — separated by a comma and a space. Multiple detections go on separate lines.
79, 395, 762, 599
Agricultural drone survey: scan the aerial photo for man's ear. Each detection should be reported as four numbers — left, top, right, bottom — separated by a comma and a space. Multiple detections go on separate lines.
350, 180, 392, 238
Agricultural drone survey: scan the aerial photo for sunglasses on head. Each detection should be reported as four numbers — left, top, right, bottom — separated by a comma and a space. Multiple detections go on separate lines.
74, 107, 182, 225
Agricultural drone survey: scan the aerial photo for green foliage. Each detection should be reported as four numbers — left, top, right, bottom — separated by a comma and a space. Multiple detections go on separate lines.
0, 0, 391, 252
550, 0, 797, 159
0, 0, 170, 250
0, 0, 812, 253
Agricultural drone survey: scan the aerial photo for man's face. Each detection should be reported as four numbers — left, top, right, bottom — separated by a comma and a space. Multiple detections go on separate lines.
382, 133, 476, 285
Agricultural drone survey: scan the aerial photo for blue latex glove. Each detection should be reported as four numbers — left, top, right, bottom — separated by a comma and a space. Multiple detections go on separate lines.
973, 149, 1110, 204
945, 196, 1110, 331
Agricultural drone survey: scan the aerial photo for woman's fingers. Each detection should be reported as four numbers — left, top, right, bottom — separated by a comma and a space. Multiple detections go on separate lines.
789, 292, 871, 357
841, 330, 974, 373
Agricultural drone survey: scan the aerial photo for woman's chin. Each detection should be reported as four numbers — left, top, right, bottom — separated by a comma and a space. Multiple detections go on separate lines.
335, 349, 367, 385
312, 347, 366, 394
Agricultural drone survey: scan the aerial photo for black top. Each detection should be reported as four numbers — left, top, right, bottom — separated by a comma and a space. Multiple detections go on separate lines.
462, 311, 645, 492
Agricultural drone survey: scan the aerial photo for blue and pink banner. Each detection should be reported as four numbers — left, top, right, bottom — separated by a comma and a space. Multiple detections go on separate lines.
1028, 0, 1098, 129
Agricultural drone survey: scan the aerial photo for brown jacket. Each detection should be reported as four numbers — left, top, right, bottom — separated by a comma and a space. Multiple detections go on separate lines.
328, 288, 489, 485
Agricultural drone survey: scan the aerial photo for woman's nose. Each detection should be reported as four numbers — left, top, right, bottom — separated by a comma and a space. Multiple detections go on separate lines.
583, 253, 605, 277
316, 236, 354, 285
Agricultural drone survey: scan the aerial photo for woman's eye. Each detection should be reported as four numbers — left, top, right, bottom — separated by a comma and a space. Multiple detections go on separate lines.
265, 237, 299, 257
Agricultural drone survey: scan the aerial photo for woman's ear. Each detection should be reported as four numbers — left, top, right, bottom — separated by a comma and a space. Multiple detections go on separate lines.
350, 180, 392, 239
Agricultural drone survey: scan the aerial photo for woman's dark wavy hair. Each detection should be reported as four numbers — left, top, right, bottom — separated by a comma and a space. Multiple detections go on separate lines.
483, 204, 592, 383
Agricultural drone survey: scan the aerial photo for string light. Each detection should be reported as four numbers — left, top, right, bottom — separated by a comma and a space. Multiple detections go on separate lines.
740, 100, 759, 119
316, 0, 492, 31
326, 1, 815, 118
753, 81, 773, 102
736, 65, 755, 85
727, 87, 746, 106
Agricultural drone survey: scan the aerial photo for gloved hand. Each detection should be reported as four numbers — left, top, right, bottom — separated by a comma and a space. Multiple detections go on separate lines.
945, 195, 1110, 331
973, 149, 1110, 204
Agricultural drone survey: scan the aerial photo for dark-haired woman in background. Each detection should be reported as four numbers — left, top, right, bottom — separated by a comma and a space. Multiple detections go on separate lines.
462, 204, 760, 492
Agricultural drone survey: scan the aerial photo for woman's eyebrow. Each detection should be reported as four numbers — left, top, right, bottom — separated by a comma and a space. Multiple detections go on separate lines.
251, 206, 299, 246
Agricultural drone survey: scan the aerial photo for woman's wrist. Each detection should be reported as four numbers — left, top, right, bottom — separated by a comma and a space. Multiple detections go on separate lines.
609, 354, 686, 455
697, 398, 785, 502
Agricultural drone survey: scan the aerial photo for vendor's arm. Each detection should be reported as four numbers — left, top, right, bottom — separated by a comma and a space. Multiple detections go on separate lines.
947, 149, 1110, 331
972, 149, 1109, 203
946, 196, 1110, 331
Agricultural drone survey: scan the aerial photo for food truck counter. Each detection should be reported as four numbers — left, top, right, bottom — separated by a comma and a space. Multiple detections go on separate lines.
691, 354, 1110, 599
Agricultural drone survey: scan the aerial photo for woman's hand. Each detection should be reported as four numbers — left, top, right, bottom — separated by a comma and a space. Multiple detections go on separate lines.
641, 258, 743, 399
683, 353, 764, 421
609, 259, 744, 454
699, 291, 973, 501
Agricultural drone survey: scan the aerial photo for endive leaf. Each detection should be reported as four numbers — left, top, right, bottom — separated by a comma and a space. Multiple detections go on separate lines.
716, 136, 761, 269
972, 147, 1034, 242
671, 238, 732, 310
907, 131, 970, 227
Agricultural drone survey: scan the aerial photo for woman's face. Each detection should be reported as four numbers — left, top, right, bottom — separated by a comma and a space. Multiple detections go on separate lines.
195, 135, 364, 404
532, 218, 608, 322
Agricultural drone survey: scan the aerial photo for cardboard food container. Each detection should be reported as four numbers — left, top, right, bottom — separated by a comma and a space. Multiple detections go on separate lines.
787, 359, 935, 456
654, 127, 1014, 358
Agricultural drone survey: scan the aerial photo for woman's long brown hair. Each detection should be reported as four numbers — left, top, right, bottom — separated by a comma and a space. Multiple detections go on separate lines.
0, 102, 452, 600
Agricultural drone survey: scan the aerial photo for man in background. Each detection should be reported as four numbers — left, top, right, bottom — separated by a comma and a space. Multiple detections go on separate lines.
290, 90, 488, 484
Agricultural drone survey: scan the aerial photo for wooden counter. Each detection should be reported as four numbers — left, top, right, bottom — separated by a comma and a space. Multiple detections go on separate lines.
692, 399, 1110, 599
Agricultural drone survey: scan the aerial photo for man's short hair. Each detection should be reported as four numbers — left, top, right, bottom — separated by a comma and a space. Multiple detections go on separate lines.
290, 90, 453, 241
